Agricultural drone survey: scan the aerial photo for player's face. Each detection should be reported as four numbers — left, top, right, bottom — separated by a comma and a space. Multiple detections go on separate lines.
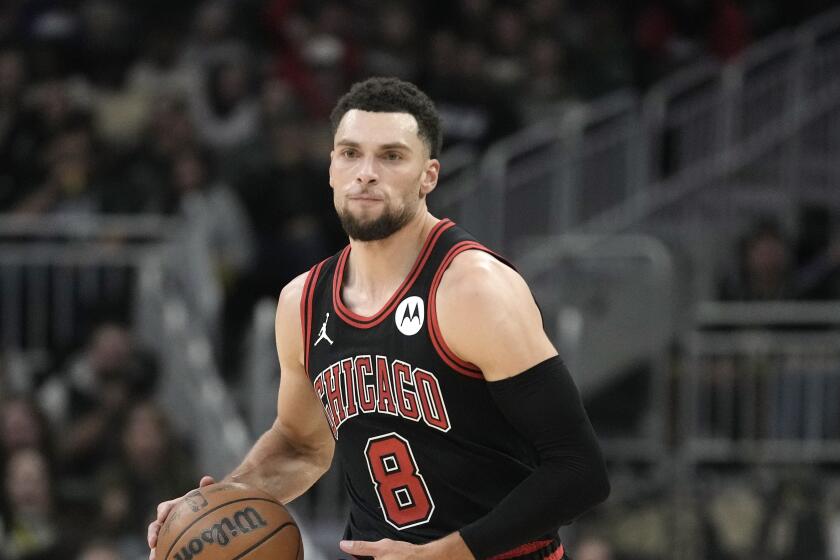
330, 110, 439, 241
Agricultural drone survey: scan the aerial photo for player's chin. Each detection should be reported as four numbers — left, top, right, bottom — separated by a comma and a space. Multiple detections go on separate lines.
344, 205, 385, 223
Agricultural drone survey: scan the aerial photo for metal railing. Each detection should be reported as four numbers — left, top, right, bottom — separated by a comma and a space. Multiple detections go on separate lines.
472, 90, 640, 254
520, 234, 674, 462
453, 6, 840, 262
682, 302, 840, 464
670, 302, 840, 559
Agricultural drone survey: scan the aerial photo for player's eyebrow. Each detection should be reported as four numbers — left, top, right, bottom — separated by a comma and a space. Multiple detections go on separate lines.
335, 139, 413, 152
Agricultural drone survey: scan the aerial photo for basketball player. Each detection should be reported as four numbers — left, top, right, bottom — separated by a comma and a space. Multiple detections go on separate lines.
148, 77, 609, 560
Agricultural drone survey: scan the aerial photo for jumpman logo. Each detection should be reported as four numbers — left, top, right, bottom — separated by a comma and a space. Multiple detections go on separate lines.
315, 312, 334, 346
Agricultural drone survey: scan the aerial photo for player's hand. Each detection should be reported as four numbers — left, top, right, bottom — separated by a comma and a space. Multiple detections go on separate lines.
339, 535, 474, 559
147, 475, 216, 560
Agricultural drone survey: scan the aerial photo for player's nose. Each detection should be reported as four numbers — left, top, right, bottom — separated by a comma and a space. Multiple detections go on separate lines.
355, 155, 379, 184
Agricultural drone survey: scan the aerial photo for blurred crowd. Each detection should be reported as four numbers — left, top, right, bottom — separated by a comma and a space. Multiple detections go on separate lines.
718, 207, 840, 302
571, 466, 840, 560
0, 0, 832, 369
0, 322, 196, 559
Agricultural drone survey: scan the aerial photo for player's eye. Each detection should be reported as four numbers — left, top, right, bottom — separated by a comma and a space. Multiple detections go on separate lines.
383, 152, 402, 161
342, 149, 358, 158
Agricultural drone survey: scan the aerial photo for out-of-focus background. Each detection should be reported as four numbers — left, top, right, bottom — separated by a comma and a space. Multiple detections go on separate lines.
1, 0, 839, 559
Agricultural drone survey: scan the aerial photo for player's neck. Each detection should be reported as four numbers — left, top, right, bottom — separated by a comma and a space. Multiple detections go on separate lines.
345, 211, 438, 304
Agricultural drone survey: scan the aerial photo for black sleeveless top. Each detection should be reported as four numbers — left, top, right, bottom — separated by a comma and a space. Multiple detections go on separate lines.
301, 220, 564, 560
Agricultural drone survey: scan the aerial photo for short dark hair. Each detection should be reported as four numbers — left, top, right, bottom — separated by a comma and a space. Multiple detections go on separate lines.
330, 77, 443, 159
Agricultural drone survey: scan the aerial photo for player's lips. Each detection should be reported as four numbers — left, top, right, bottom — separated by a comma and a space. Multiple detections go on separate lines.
348, 194, 384, 202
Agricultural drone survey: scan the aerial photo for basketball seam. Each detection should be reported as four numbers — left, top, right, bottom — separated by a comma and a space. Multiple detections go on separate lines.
230, 522, 298, 560
162, 497, 287, 559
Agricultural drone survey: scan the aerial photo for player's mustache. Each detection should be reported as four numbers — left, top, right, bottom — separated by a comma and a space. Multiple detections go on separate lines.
346, 188, 385, 199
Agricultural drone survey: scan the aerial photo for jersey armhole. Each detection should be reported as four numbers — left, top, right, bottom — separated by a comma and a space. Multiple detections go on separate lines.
427, 241, 503, 380
301, 259, 327, 374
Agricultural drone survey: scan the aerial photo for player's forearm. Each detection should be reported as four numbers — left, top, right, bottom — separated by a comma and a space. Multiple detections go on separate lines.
460, 357, 610, 558
224, 424, 333, 504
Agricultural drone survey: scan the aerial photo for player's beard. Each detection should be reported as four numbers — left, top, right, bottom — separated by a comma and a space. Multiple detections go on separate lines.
337, 200, 415, 242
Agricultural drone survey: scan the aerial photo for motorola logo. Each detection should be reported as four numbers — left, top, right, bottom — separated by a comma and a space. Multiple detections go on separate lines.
395, 296, 424, 336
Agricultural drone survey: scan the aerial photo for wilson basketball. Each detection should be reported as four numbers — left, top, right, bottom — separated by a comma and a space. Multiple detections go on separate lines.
155, 482, 302, 560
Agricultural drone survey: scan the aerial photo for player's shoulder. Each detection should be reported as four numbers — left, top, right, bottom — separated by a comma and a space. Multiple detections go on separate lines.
275, 270, 313, 332
438, 249, 529, 309
277, 271, 309, 311
275, 271, 310, 359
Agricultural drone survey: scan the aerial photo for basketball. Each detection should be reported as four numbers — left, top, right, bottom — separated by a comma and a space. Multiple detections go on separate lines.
155, 482, 302, 560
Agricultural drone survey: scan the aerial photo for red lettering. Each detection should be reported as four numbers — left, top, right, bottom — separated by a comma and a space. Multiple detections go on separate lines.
325, 364, 346, 425
313, 372, 337, 438
313, 357, 450, 436
392, 360, 420, 421
355, 356, 376, 412
342, 358, 358, 417
376, 356, 396, 415
414, 368, 450, 432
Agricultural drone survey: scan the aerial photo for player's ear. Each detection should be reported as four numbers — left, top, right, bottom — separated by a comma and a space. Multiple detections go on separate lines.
420, 158, 439, 197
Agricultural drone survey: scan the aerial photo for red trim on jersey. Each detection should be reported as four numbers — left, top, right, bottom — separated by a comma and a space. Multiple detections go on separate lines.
487, 540, 563, 560
427, 241, 488, 379
332, 219, 454, 328
302, 259, 326, 374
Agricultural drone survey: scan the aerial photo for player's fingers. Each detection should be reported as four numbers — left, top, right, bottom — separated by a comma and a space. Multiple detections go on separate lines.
156, 500, 175, 522
199, 475, 216, 487
339, 539, 388, 555
148, 520, 161, 548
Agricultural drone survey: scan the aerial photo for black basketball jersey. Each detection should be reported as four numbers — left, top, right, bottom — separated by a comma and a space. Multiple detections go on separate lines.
301, 219, 564, 560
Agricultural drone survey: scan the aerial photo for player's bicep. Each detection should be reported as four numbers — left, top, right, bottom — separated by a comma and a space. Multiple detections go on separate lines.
437, 252, 557, 381
273, 275, 334, 454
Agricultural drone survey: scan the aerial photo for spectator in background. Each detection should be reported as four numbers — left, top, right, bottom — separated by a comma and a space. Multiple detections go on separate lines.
223, 116, 336, 372
128, 27, 199, 103
521, 35, 573, 123
77, 1, 148, 147
76, 540, 120, 560
2, 79, 85, 211
189, 57, 260, 155
180, 0, 247, 74
236, 117, 334, 285
719, 219, 796, 301
0, 449, 69, 559
97, 401, 195, 558
485, 7, 528, 93
268, 2, 359, 119
11, 113, 102, 215
37, 323, 156, 477
758, 474, 827, 559
720, 216, 840, 302
362, 3, 421, 82
169, 146, 256, 290
123, 96, 199, 214
0, 397, 53, 464
703, 479, 765, 559
425, 37, 521, 150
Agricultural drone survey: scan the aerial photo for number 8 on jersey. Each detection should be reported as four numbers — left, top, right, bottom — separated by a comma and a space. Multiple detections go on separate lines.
364, 433, 434, 529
